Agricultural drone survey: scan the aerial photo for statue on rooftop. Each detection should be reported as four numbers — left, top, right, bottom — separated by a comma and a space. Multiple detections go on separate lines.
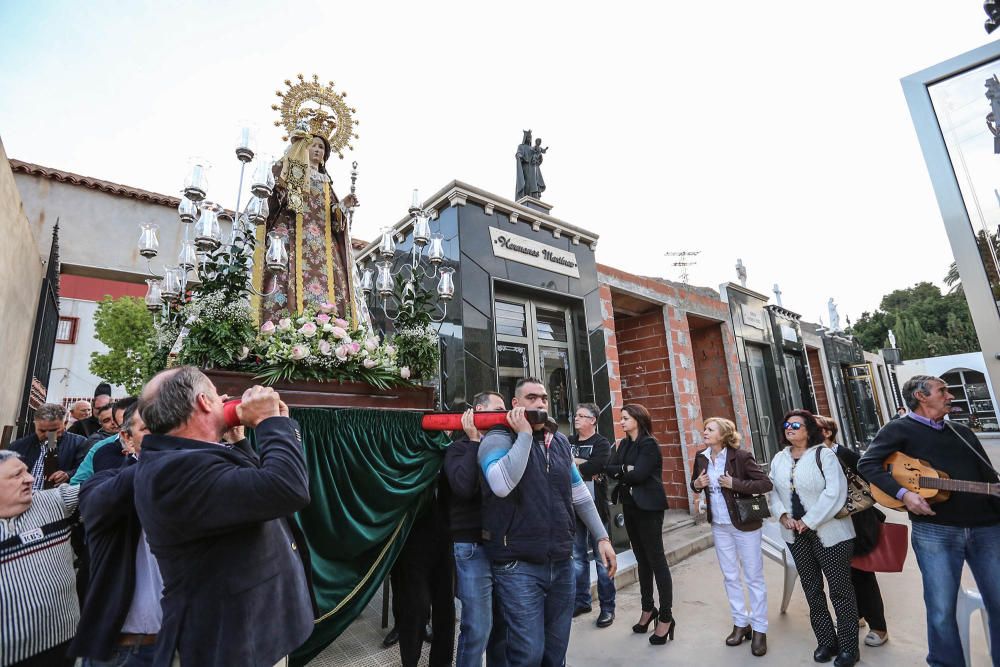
515, 130, 547, 200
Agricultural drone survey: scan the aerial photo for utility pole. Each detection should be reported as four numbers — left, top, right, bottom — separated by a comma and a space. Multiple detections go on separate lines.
664, 250, 700, 284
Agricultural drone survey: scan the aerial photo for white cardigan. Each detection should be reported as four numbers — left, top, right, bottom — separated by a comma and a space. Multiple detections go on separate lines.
768, 445, 855, 547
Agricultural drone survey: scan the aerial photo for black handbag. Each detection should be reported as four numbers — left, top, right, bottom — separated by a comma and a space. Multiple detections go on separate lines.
733, 494, 772, 522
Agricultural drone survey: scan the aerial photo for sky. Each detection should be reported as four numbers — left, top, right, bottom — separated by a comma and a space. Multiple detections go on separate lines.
1, 1, 996, 326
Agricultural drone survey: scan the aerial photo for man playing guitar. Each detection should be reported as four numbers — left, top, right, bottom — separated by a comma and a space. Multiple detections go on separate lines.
859, 375, 1000, 667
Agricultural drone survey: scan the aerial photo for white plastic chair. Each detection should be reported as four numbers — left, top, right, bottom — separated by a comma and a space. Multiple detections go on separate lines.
760, 520, 798, 613
957, 587, 992, 667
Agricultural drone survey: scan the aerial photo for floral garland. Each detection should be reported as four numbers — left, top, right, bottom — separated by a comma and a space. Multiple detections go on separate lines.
254, 302, 411, 389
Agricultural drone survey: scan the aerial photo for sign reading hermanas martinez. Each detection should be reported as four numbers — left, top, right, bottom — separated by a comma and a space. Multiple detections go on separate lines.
488, 227, 580, 278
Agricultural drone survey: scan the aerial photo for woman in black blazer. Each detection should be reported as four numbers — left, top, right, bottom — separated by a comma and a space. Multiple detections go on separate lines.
606, 404, 674, 645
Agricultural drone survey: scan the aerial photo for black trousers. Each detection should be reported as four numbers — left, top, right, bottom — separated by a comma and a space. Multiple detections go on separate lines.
788, 531, 859, 655
390, 518, 455, 667
623, 505, 673, 621
850, 567, 886, 632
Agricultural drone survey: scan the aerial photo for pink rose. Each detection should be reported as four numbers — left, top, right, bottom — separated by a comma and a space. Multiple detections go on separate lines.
316, 313, 331, 324
318, 302, 336, 314
363, 358, 377, 369
349, 342, 361, 355
384, 344, 396, 356
290, 344, 309, 360
277, 318, 292, 331
334, 318, 349, 329
335, 345, 349, 361
299, 322, 317, 338
260, 321, 276, 335
400, 366, 411, 380
330, 326, 349, 340
364, 337, 379, 352
318, 340, 332, 356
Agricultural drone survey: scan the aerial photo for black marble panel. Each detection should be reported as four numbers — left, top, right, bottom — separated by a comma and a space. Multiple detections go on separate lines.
459, 207, 509, 278
459, 256, 493, 322
461, 299, 494, 369
575, 246, 599, 295
464, 351, 497, 403
583, 288, 604, 337
588, 325, 607, 372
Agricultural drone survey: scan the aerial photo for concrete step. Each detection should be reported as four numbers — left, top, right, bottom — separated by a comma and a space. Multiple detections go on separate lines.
588, 512, 713, 598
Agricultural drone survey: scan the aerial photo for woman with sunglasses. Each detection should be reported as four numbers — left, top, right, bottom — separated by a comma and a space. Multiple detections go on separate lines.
815, 415, 889, 649
605, 404, 674, 645
768, 410, 859, 667
691, 417, 772, 656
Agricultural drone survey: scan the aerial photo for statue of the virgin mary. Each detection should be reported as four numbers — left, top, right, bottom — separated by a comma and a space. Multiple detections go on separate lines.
254, 74, 370, 329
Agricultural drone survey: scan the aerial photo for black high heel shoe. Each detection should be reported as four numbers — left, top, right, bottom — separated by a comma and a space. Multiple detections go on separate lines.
632, 607, 658, 633
649, 617, 676, 645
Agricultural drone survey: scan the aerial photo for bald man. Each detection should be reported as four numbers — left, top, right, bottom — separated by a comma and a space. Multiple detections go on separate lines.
134, 366, 314, 667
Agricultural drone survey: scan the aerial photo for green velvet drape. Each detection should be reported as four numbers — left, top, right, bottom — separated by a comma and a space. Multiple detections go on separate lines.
275, 408, 448, 665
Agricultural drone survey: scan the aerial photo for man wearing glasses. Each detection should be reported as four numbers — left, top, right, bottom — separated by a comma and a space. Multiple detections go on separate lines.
570, 403, 616, 627
478, 378, 617, 666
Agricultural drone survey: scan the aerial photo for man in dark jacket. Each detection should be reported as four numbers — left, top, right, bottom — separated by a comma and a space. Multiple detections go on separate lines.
569, 402, 615, 626
9, 402, 87, 489
70, 403, 161, 665
478, 378, 616, 666
444, 391, 507, 667
859, 375, 1000, 667
134, 366, 314, 667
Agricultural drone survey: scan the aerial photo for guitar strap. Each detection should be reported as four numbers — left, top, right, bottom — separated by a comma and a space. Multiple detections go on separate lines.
944, 421, 1000, 482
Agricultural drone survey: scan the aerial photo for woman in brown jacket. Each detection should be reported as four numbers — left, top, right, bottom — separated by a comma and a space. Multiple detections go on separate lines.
691, 417, 773, 657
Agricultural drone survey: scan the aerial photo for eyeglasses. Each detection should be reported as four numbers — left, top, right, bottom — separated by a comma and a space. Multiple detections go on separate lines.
574, 413, 595, 420
782, 422, 804, 431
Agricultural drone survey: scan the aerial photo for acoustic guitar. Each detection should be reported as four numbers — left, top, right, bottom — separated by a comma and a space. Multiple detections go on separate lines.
870, 451, 1000, 510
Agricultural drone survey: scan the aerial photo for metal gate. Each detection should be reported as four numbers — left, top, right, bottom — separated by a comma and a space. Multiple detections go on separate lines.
17, 222, 61, 437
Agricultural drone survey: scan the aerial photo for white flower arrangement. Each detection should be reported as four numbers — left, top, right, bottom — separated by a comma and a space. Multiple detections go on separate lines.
254, 304, 407, 388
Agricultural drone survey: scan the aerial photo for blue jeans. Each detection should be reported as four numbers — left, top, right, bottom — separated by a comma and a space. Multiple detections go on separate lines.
454, 542, 507, 667
573, 520, 615, 613
83, 644, 156, 667
911, 521, 1000, 667
492, 557, 574, 667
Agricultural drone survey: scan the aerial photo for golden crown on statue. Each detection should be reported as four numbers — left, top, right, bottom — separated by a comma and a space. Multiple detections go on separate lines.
272, 73, 358, 158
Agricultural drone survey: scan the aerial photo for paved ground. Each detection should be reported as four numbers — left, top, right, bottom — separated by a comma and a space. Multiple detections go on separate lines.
310, 513, 992, 666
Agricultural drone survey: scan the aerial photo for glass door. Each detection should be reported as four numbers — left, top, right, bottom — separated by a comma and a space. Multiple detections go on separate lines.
843, 363, 883, 446
747, 344, 779, 464
495, 296, 577, 433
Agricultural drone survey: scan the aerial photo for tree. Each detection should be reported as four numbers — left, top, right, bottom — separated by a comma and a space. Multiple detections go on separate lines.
847, 281, 980, 358
89, 296, 165, 394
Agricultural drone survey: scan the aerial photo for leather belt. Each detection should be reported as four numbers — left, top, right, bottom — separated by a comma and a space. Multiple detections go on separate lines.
116, 633, 157, 646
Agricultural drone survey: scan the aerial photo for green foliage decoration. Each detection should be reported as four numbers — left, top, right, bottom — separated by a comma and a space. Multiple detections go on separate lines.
388, 274, 441, 381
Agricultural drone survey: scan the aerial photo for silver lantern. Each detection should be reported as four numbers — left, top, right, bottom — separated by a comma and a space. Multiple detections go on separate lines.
138, 224, 159, 259
360, 266, 374, 294
183, 161, 208, 202
178, 198, 197, 224
264, 231, 288, 273
375, 262, 393, 298
194, 207, 221, 252
250, 157, 275, 198
427, 235, 444, 265
437, 267, 455, 301
161, 266, 184, 302
177, 240, 198, 272
144, 279, 163, 311
412, 212, 431, 247
378, 229, 396, 258
245, 195, 269, 226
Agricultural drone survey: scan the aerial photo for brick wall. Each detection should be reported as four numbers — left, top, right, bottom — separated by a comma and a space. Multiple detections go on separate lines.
807, 346, 832, 417
690, 320, 736, 423
615, 310, 688, 506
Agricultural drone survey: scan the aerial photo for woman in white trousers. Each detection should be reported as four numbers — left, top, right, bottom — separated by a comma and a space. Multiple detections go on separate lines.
691, 417, 773, 657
